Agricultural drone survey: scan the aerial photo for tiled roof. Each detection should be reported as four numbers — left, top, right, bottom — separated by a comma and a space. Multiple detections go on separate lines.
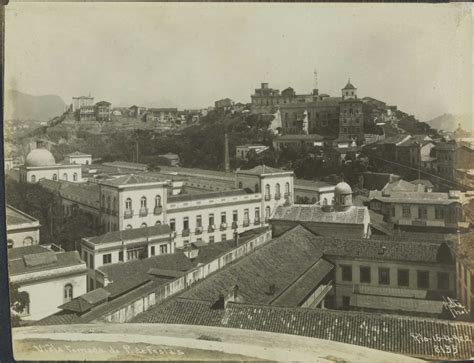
7, 245, 50, 260
97, 251, 195, 283
237, 165, 291, 176
132, 299, 474, 361
368, 210, 394, 235
86, 225, 172, 245
8, 249, 84, 276
271, 205, 368, 225
343, 80, 356, 90
369, 190, 467, 205
382, 179, 425, 193
411, 179, 434, 188
275, 134, 325, 141
433, 143, 458, 151
168, 189, 249, 203
98, 174, 163, 187
6, 205, 39, 226
35, 310, 84, 325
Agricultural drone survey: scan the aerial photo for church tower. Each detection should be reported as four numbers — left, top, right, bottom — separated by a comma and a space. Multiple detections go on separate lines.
342, 79, 357, 100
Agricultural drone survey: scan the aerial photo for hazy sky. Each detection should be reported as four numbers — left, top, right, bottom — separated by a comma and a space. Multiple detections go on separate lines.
5, 3, 472, 121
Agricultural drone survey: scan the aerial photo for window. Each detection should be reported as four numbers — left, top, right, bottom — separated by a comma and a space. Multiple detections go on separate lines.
31, 175, 36, 183
118, 251, 124, 262
435, 207, 445, 220
238, 182, 243, 188
275, 183, 281, 195
437, 272, 449, 290
255, 183, 260, 193
417, 271, 430, 289
72, 172, 78, 181
183, 217, 189, 230
53, 173, 57, 181
285, 182, 290, 194
150, 246, 155, 256
360, 266, 371, 283
244, 209, 249, 223
19, 291, 30, 316
233, 210, 238, 222
170, 219, 176, 231
418, 206, 427, 219
141, 222, 147, 228
160, 245, 168, 254
140, 196, 147, 208
103, 254, 112, 265
209, 213, 214, 226
397, 269, 409, 287
341, 265, 352, 282
255, 207, 260, 221
23, 237, 33, 246
107, 196, 111, 210
221, 234, 227, 241
126, 224, 132, 229
265, 206, 271, 219
390, 206, 396, 217
89, 253, 94, 269
342, 296, 350, 309
63, 173, 68, 181
378, 268, 390, 285
221, 212, 226, 224
125, 198, 132, 210
155, 195, 161, 207
265, 184, 271, 197
196, 215, 202, 227
64, 284, 73, 303
402, 205, 411, 218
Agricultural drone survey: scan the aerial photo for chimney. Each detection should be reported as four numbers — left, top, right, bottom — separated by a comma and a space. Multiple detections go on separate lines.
224, 133, 230, 172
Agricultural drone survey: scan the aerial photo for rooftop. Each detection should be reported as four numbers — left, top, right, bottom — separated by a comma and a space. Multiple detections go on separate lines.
98, 174, 165, 187
275, 134, 325, 141
66, 151, 91, 157
6, 205, 39, 227
84, 225, 172, 245
369, 190, 472, 205
382, 179, 425, 193
271, 204, 368, 225
168, 189, 251, 203
236, 165, 292, 176
101, 161, 149, 170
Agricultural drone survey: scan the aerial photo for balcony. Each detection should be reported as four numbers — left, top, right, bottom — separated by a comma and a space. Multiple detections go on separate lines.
182, 228, 190, 237
232, 221, 238, 229
264, 194, 271, 201
139, 208, 148, 217
220, 223, 227, 231
153, 206, 163, 215
243, 220, 250, 227
195, 227, 203, 235
124, 210, 133, 219
208, 225, 215, 233
275, 193, 281, 200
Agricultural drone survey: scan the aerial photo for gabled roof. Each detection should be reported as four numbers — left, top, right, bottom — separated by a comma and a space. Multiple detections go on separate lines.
271, 205, 368, 225
99, 174, 163, 187
236, 165, 291, 176
342, 80, 356, 90
382, 179, 425, 193
6, 205, 39, 227
85, 225, 172, 245
410, 179, 434, 188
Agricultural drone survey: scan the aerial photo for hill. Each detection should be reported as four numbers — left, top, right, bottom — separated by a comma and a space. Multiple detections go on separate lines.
4, 90, 66, 121
426, 113, 472, 133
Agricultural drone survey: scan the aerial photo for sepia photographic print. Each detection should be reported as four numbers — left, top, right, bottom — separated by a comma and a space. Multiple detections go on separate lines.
2, 2, 474, 361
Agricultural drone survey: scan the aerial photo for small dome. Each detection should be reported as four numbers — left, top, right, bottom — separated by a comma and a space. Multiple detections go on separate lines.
25, 148, 56, 167
335, 182, 352, 195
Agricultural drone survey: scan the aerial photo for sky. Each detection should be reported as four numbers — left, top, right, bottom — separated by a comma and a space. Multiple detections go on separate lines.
5, 2, 472, 121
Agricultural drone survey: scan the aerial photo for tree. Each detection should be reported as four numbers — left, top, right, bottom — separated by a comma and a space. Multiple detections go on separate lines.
9, 283, 29, 327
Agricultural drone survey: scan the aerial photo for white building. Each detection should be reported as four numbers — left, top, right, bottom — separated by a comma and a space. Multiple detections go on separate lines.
72, 96, 94, 112
8, 245, 87, 321
19, 141, 83, 184
235, 145, 269, 160
6, 205, 41, 248
64, 151, 92, 165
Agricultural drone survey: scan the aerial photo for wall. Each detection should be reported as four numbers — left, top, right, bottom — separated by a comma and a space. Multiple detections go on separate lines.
100, 229, 272, 323
66, 155, 92, 165
7, 227, 40, 248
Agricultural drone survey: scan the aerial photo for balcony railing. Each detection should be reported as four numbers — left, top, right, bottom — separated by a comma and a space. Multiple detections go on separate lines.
264, 194, 271, 201
195, 227, 203, 235
182, 228, 190, 237
124, 210, 133, 219
254, 219, 261, 225
220, 223, 227, 231
139, 208, 148, 217
208, 225, 215, 233
275, 193, 281, 200
153, 206, 163, 215
232, 221, 238, 229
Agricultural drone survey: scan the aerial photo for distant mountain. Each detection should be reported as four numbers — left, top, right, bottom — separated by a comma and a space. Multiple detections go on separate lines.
142, 97, 178, 109
4, 90, 66, 121
425, 113, 472, 133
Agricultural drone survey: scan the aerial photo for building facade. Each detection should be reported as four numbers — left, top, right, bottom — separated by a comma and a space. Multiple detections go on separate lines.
65, 151, 92, 165
6, 205, 41, 248
72, 96, 94, 112
95, 101, 111, 121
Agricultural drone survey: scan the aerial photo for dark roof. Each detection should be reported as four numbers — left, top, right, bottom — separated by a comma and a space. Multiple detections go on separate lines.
342, 80, 356, 90
8, 248, 84, 276
99, 174, 163, 187
237, 165, 292, 176
275, 134, 325, 142
271, 205, 369, 225
6, 205, 39, 226
411, 179, 435, 188
66, 151, 91, 157
132, 299, 474, 361
85, 225, 172, 245
362, 172, 401, 191
95, 101, 111, 106
368, 210, 394, 236
168, 189, 249, 203
97, 251, 195, 283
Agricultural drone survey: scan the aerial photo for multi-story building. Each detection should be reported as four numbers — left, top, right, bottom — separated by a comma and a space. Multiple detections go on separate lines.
272, 134, 325, 152
8, 245, 87, 320
433, 142, 474, 180
64, 151, 92, 165
455, 233, 474, 321
368, 183, 474, 233
129, 105, 146, 118
235, 145, 269, 160
72, 96, 94, 112
338, 81, 364, 142
19, 141, 83, 184
6, 205, 41, 248
214, 98, 234, 111
95, 101, 111, 121
145, 108, 178, 125
78, 105, 95, 121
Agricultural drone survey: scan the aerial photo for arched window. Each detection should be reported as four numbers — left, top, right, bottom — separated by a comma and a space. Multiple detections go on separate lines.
155, 220, 161, 225
140, 196, 147, 208
63, 173, 68, 181
141, 222, 147, 228
265, 184, 271, 198
73, 173, 78, 181
31, 175, 36, 183
64, 284, 73, 303
52, 173, 57, 181
285, 182, 290, 194
107, 196, 111, 210
238, 182, 243, 188
323, 198, 328, 206
23, 237, 33, 246
275, 183, 281, 196
126, 224, 133, 229
255, 183, 259, 193
265, 206, 271, 219
155, 195, 161, 207
125, 198, 132, 210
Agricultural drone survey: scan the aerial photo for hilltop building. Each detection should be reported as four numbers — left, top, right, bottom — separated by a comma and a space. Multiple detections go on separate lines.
72, 96, 94, 112
95, 101, 111, 121
235, 145, 269, 160
19, 141, 83, 184
129, 105, 146, 118
64, 151, 92, 165
6, 205, 41, 248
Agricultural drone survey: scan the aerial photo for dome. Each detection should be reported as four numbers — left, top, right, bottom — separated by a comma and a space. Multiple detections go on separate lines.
335, 182, 352, 195
25, 148, 56, 167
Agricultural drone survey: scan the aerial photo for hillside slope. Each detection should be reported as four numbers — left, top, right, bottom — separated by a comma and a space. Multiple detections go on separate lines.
426, 113, 472, 132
